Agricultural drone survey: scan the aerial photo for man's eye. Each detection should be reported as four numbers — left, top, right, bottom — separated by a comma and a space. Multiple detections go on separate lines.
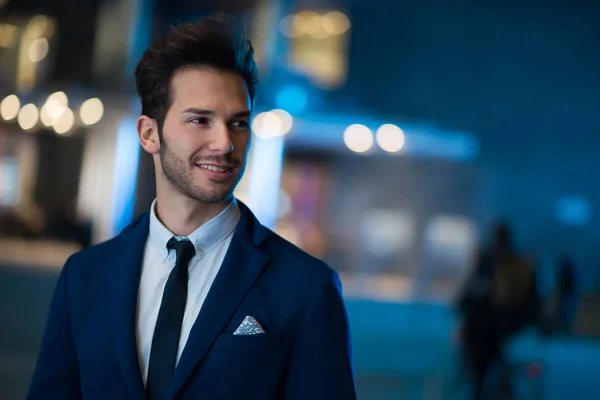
190, 117, 210, 125
231, 120, 249, 129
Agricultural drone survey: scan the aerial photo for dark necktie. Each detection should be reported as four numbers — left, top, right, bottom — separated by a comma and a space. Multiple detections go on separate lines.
146, 237, 196, 400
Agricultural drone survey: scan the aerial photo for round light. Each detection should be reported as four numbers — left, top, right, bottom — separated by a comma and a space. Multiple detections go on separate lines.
17, 104, 39, 130
276, 84, 308, 115
294, 11, 318, 36
344, 124, 373, 153
320, 15, 337, 35
555, 195, 592, 227
40, 100, 65, 127
0, 95, 21, 121
79, 98, 104, 125
27, 15, 51, 38
324, 11, 350, 35
376, 124, 406, 153
53, 107, 75, 135
292, 14, 307, 36
252, 111, 283, 139
28, 38, 49, 62
271, 109, 293, 135
40, 103, 53, 126
307, 15, 329, 39
45, 100, 65, 119
278, 15, 299, 38
47, 91, 68, 107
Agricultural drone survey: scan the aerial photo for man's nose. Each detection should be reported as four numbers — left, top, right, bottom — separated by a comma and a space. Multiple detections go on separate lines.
208, 123, 234, 153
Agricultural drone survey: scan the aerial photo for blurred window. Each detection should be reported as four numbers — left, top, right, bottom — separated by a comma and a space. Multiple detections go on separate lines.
280, 10, 350, 88
425, 214, 475, 270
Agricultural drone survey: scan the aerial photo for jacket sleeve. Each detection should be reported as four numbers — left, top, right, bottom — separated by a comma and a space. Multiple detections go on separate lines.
284, 271, 357, 399
28, 257, 82, 399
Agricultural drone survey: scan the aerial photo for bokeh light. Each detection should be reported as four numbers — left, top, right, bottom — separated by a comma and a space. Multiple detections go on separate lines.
53, 107, 75, 135
79, 98, 104, 125
344, 124, 373, 153
252, 110, 294, 139
47, 91, 68, 107
276, 84, 308, 115
376, 124, 406, 153
271, 109, 293, 135
0, 95, 21, 121
28, 38, 49, 62
281, 11, 350, 38
17, 104, 39, 130
324, 11, 351, 34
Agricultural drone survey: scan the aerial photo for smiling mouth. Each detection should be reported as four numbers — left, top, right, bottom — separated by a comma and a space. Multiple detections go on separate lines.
196, 164, 232, 173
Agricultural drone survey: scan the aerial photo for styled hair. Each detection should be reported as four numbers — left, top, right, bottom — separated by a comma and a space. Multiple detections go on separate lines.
135, 14, 258, 132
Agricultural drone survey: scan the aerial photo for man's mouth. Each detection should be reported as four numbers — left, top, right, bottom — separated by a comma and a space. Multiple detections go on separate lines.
196, 164, 232, 173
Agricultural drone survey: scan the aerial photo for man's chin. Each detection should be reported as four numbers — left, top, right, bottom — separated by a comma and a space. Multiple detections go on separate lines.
188, 186, 235, 205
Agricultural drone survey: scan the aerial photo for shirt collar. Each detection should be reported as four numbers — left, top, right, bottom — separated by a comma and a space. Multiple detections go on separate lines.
149, 198, 241, 261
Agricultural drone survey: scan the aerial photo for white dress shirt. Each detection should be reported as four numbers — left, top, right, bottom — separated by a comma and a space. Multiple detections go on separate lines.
136, 199, 241, 383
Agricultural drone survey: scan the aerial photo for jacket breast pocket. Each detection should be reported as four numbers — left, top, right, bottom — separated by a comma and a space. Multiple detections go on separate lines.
211, 332, 283, 353
184, 333, 286, 399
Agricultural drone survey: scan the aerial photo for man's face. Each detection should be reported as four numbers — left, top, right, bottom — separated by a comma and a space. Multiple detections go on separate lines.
158, 68, 252, 204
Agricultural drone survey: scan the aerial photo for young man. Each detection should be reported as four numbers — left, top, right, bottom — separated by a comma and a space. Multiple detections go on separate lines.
28, 15, 356, 400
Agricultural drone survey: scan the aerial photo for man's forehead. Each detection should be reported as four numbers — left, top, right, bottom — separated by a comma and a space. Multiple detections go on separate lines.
170, 68, 251, 110
171, 68, 245, 90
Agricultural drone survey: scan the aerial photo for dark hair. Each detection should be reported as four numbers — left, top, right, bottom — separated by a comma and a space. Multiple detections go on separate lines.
135, 14, 258, 132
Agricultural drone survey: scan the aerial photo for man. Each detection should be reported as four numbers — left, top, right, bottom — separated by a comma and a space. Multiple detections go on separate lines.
458, 222, 539, 399
28, 15, 356, 400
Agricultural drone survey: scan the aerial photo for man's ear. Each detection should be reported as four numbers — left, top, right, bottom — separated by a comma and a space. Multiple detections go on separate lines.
137, 116, 160, 154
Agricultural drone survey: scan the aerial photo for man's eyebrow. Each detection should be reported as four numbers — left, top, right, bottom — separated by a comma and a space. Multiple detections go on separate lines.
181, 108, 214, 116
181, 108, 251, 119
232, 110, 251, 118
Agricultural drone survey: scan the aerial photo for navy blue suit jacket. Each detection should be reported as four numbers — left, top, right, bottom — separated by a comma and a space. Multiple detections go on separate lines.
28, 203, 356, 399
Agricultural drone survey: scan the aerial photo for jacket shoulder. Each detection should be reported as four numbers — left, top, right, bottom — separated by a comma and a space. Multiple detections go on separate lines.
262, 229, 337, 283
65, 212, 148, 267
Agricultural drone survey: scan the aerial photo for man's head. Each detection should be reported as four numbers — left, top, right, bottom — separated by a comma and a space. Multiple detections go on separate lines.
492, 221, 512, 252
135, 15, 258, 204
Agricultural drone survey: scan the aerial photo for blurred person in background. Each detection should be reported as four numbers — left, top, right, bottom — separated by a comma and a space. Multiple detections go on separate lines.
28, 14, 356, 400
457, 222, 541, 399
554, 253, 579, 335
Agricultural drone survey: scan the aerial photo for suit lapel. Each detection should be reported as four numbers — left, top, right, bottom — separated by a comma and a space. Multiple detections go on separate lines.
112, 213, 149, 400
168, 203, 269, 398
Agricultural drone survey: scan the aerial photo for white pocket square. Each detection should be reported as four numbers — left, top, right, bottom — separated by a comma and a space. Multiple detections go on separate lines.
233, 315, 266, 335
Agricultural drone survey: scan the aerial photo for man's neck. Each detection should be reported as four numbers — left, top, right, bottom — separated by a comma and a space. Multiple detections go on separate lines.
154, 186, 230, 237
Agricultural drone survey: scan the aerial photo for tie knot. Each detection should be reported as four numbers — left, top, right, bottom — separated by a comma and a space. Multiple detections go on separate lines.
166, 238, 196, 265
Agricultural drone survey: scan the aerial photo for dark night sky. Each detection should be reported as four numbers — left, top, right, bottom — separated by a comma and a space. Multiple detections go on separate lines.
342, 0, 600, 152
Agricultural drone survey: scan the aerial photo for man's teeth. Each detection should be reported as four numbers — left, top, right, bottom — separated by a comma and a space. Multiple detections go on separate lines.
198, 165, 229, 173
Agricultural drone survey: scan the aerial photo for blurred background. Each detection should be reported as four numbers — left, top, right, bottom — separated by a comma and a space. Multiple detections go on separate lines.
1, 0, 600, 398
